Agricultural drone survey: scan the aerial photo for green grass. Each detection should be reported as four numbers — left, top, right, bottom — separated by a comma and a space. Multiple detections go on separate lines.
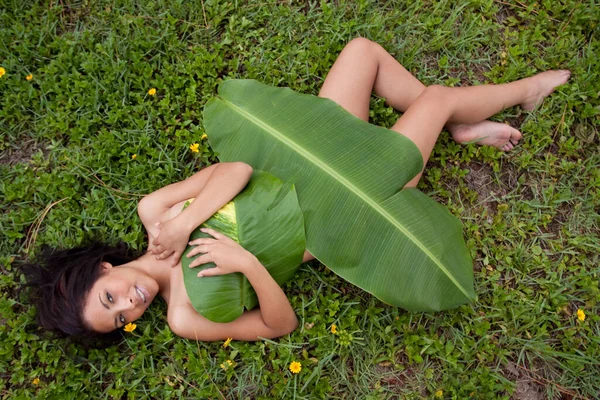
1, 0, 599, 398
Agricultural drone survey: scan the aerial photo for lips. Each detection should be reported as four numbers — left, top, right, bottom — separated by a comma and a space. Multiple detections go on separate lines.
135, 286, 148, 303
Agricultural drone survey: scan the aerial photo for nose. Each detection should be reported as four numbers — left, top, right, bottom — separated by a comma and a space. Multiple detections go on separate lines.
120, 296, 136, 311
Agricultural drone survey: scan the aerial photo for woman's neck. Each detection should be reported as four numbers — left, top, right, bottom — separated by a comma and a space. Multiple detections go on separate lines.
128, 252, 173, 294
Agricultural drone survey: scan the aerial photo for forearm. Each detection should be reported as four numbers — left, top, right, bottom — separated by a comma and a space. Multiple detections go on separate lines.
175, 163, 252, 232
242, 258, 298, 332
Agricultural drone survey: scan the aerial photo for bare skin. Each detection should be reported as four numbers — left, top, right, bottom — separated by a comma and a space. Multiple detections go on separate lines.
318, 38, 570, 187
84, 162, 300, 340
84, 38, 570, 340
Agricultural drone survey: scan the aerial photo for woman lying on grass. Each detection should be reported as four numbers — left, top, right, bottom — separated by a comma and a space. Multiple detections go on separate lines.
23, 38, 569, 343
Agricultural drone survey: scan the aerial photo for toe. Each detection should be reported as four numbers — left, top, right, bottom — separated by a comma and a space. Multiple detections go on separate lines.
511, 129, 523, 141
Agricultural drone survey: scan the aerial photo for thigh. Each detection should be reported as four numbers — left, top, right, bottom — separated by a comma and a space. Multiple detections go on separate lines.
318, 38, 379, 121
391, 86, 452, 188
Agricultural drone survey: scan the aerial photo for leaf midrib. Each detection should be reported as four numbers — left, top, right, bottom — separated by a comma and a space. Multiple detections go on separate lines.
221, 97, 471, 299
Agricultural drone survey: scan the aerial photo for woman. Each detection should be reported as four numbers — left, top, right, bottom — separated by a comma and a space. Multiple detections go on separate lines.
23, 38, 570, 342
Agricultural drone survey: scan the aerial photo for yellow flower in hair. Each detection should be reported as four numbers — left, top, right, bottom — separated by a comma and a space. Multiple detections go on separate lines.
288, 361, 301, 374
123, 322, 136, 332
148, 88, 156, 96
189, 143, 200, 153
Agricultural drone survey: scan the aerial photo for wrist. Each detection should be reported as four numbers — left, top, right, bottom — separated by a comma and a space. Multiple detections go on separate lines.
175, 214, 196, 235
240, 254, 261, 274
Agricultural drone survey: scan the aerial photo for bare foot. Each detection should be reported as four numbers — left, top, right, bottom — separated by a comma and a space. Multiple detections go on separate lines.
448, 121, 523, 152
520, 70, 571, 111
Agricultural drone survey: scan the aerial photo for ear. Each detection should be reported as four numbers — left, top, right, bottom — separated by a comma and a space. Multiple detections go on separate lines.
100, 262, 113, 272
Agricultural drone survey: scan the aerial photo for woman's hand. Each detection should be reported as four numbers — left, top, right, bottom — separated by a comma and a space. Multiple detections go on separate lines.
187, 228, 258, 277
151, 218, 191, 266
137, 162, 253, 268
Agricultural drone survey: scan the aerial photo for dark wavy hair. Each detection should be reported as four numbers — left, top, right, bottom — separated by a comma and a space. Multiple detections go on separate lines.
20, 242, 142, 344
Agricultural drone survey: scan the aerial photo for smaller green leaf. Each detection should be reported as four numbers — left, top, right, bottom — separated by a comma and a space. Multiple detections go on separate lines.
181, 170, 306, 322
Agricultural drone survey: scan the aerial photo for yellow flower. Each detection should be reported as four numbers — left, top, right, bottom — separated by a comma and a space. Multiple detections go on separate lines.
123, 322, 136, 332
0, 67, 5, 78
131, 154, 137, 160
223, 337, 232, 348
26, 74, 33, 81
148, 88, 156, 96
32, 377, 40, 385
201, 133, 208, 140
577, 309, 586, 322
220, 360, 233, 370
330, 324, 337, 334
435, 389, 443, 398
288, 361, 302, 374
189, 143, 200, 153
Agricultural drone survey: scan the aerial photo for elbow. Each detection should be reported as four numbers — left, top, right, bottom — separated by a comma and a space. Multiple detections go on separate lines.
265, 314, 298, 339
137, 195, 152, 222
279, 315, 299, 337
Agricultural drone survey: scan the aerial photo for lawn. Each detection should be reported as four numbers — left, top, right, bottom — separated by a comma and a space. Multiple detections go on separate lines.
1, 0, 599, 398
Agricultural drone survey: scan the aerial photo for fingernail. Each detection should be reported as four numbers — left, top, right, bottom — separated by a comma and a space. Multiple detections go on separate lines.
197, 273, 203, 278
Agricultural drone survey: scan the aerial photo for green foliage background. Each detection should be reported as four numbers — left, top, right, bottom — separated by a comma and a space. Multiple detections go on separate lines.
1, 0, 598, 398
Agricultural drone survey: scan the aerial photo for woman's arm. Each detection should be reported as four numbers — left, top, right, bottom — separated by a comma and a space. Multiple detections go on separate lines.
168, 227, 298, 341
138, 162, 253, 263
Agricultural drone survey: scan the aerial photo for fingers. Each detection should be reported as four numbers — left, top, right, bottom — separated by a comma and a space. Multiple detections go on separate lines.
188, 237, 217, 247
170, 252, 182, 268
197, 267, 222, 278
189, 253, 213, 268
200, 227, 227, 240
156, 249, 174, 260
187, 244, 211, 258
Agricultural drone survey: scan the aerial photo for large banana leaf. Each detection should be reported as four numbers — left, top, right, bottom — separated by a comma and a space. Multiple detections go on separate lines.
181, 170, 305, 322
204, 79, 475, 312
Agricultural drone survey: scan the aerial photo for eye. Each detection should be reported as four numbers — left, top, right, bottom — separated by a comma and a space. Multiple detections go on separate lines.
107, 292, 114, 303
119, 314, 126, 324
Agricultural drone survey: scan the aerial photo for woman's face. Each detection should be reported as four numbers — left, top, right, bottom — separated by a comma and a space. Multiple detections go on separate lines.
83, 262, 159, 333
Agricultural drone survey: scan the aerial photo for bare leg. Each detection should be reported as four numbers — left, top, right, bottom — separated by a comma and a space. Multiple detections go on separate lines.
304, 39, 569, 262
397, 70, 570, 187
319, 38, 569, 186
319, 38, 523, 151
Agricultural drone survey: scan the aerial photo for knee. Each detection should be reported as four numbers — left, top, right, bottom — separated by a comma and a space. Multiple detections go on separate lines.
423, 84, 450, 100
343, 37, 378, 55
